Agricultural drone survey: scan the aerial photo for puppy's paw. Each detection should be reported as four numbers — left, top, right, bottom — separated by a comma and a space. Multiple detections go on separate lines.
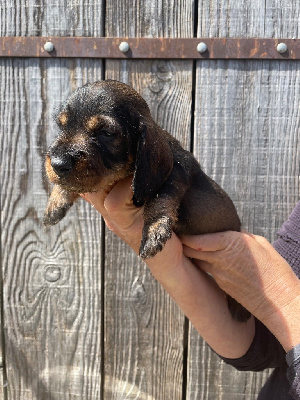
44, 186, 79, 226
44, 201, 72, 226
139, 216, 173, 260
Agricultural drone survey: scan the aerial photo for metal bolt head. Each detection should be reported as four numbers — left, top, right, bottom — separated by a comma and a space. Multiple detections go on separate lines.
44, 41, 54, 53
197, 42, 208, 54
119, 41, 130, 53
277, 42, 288, 54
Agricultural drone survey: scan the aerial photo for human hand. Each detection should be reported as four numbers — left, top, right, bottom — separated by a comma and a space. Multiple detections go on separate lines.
182, 231, 300, 352
81, 176, 144, 253
81, 176, 184, 278
81, 178, 256, 358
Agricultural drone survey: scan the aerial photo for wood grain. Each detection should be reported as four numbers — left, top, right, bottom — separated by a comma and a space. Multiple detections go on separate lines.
189, 63, 300, 399
0, 58, 105, 400
104, 62, 193, 400
0, 1, 105, 398
187, 1, 300, 399
104, 0, 194, 398
1, 0, 300, 399
0, 0, 104, 37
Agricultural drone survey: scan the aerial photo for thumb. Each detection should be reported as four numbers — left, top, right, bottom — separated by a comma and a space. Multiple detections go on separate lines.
104, 176, 143, 230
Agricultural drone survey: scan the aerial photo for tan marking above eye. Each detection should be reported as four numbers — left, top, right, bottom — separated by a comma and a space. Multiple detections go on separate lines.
86, 115, 101, 130
58, 112, 68, 126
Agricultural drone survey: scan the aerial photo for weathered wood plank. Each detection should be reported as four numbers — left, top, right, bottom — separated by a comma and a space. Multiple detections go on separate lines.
189, 60, 300, 400
198, 0, 300, 38
188, 1, 300, 399
104, 1, 194, 398
1, 0, 299, 399
1, 1, 105, 399
0, 1, 104, 37
104, 61, 193, 400
0, 298, 5, 399
106, 0, 194, 38
0, 58, 104, 400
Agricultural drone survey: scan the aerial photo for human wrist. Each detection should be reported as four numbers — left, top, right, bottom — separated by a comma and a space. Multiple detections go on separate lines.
261, 278, 300, 352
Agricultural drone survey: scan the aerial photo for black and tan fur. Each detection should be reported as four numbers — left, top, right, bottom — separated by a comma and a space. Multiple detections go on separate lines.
44, 80, 250, 322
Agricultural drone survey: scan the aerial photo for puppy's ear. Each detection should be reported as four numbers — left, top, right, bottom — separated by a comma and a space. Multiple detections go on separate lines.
44, 185, 79, 226
132, 123, 173, 206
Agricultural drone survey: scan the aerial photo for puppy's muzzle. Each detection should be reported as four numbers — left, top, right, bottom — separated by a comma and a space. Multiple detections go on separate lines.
50, 155, 75, 177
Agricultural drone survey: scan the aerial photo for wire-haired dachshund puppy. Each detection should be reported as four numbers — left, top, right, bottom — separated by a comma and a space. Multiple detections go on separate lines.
44, 80, 250, 322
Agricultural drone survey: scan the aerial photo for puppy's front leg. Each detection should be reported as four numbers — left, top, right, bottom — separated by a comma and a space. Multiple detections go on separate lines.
44, 185, 79, 226
139, 179, 186, 260
140, 211, 174, 259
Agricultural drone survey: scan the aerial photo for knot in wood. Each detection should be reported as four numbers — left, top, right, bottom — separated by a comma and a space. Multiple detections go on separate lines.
44, 266, 61, 282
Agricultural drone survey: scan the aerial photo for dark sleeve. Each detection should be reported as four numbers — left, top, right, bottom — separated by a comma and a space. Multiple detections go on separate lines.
286, 343, 300, 399
220, 318, 286, 371
272, 201, 300, 279
219, 201, 300, 371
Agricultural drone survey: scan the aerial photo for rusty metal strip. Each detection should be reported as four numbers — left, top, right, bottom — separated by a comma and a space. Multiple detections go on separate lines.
0, 37, 299, 59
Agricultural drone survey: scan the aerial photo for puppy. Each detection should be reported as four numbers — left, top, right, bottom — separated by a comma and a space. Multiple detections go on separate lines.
44, 80, 250, 322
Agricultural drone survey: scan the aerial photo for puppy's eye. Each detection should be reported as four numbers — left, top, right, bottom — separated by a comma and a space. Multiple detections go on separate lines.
94, 128, 114, 139
100, 129, 111, 137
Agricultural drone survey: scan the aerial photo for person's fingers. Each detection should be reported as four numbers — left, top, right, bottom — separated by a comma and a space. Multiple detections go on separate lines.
104, 176, 133, 210
253, 234, 276, 252
104, 176, 143, 230
80, 176, 143, 232
181, 231, 233, 252
181, 231, 235, 264
188, 257, 213, 275
80, 193, 91, 204
182, 245, 219, 263
80, 189, 109, 217
81, 190, 118, 232
181, 229, 256, 250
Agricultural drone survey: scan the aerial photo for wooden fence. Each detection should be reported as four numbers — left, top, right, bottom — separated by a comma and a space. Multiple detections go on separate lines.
0, 0, 299, 399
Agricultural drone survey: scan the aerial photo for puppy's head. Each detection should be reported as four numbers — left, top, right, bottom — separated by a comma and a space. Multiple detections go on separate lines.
45, 80, 173, 208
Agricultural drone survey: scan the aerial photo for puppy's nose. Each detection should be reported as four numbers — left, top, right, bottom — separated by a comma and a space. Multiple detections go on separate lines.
51, 156, 74, 176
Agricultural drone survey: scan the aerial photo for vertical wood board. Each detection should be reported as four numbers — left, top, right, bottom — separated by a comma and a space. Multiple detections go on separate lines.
0, 0, 299, 399
0, 58, 104, 400
1, 1, 105, 399
187, 1, 300, 399
103, 0, 194, 398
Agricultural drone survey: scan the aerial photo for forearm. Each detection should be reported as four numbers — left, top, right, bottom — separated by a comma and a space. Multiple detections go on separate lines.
83, 183, 255, 359
261, 277, 300, 352
116, 224, 255, 358
144, 235, 255, 359
182, 230, 300, 357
